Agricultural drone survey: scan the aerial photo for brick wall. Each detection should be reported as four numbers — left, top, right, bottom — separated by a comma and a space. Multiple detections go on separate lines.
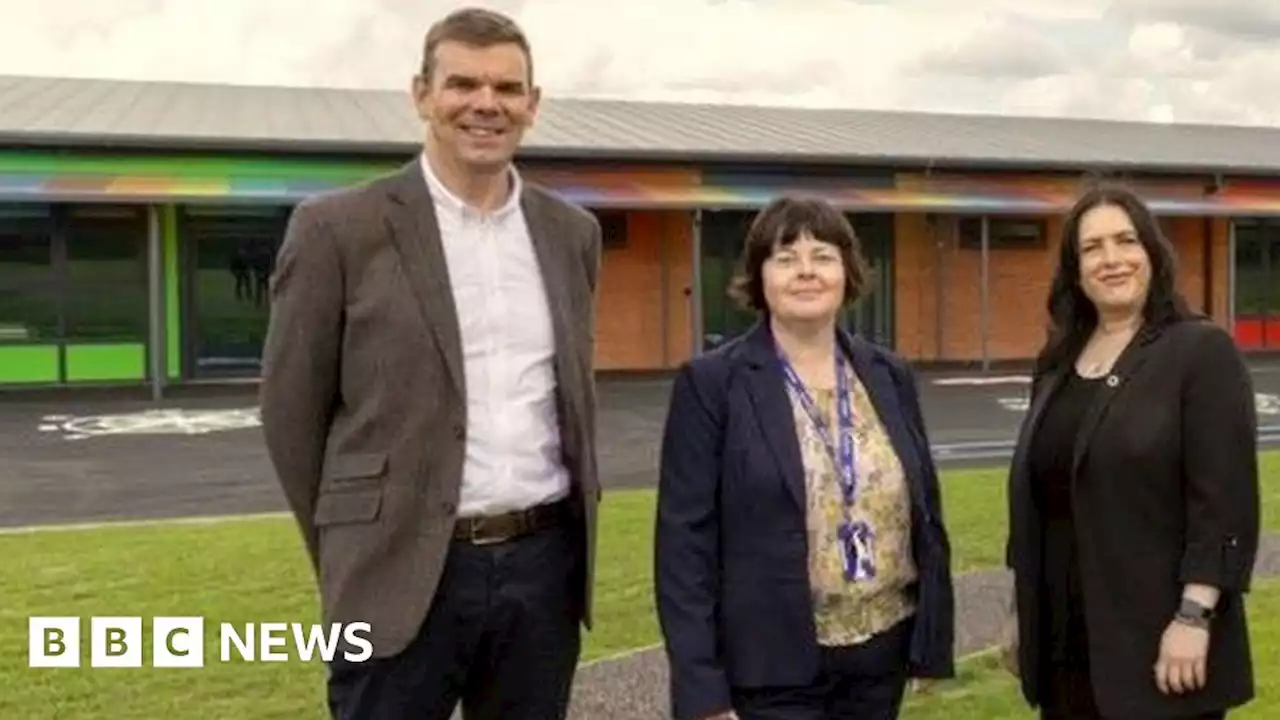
1210, 218, 1231, 325
594, 210, 694, 370
893, 212, 1219, 363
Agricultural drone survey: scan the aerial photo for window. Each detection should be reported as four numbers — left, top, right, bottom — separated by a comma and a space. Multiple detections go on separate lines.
0, 204, 56, 341
958, 216, 1048, 250
63, 205, 149, 341
593, 210, 628, 249
1234, 221, 1266, 316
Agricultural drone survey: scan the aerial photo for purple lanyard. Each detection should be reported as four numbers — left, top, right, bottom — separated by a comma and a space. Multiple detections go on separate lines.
779, 350, 857, 508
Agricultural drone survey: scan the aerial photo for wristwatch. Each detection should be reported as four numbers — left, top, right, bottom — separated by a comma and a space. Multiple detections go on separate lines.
1174, 598, 1214, 629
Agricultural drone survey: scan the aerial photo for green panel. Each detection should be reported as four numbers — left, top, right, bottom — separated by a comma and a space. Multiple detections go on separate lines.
0, 345, 59, 384
65, 344, 146, 382
163, 204, 181, 379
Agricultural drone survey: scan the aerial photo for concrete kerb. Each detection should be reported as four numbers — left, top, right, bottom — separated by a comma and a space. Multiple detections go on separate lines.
0, 511, 289, 535
579, 642, 664, 669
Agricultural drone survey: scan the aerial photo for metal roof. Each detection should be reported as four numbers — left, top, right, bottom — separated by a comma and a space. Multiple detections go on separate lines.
4, 73, 1280, 175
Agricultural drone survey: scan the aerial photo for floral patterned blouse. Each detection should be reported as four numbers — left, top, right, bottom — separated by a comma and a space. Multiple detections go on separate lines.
786, 360, 918, 647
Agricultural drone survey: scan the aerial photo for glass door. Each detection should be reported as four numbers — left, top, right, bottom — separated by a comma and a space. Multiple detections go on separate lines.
180, 205, 289, 378
698, 210, 757, 351
844, 213, 895, 349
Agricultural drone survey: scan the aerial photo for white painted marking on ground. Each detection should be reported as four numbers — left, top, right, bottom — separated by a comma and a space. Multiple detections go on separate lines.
996, 393, 1280, 416
37, 407, 261, 439
997, 397, 1029, 412
1259, 393, 1279, 416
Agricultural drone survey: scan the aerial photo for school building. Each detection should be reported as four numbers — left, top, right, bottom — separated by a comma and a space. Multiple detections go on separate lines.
2, 75, 1280, 395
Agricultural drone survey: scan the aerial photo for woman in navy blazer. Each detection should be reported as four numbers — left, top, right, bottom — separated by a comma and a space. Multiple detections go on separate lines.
654, 196, 955, 720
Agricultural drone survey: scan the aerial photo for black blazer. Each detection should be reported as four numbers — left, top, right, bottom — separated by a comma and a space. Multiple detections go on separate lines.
654, 321, 955, 720
1006, 317, 1261, 717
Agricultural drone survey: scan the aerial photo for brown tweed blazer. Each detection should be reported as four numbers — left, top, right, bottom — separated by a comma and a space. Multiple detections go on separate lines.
259, 160, 602, 659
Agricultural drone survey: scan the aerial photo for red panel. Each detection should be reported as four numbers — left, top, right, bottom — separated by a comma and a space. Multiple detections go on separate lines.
1234, 318, 1264, 349
1266, 319, 1280, 348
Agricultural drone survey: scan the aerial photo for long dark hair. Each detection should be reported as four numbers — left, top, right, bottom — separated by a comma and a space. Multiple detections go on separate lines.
1034, 181, 1196, 375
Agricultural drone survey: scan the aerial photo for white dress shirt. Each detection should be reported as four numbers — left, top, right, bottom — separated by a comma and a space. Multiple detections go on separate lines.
419, 154, 571, 518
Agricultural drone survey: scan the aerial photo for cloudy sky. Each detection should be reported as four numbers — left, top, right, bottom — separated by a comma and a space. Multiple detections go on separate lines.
2, 0, 1279, 127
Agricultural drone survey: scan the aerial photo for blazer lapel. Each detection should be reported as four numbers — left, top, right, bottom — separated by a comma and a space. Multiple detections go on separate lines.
1070, 323, 1163, 479
1014, 362, 1067, 459
519, 188, 571, 373
841, 332, 926, 510
742, 323, 807, 511
518, 188, 578, 458
384, 161, 464, 398
1006, 364, 1067, 523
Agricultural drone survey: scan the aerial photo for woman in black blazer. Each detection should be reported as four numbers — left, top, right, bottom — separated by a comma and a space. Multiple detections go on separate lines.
1004, 182, 1261, 719
654, 196, 955, 720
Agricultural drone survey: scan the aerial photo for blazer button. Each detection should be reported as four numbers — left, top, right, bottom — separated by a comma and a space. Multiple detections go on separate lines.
452, 424, 464, 440
442, 501, 456, 514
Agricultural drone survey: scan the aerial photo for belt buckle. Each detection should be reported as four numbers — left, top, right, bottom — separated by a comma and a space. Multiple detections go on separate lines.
468, 516, 510, 546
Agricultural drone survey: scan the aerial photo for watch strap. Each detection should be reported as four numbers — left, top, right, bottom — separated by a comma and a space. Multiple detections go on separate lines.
1175, 598, 1214, 629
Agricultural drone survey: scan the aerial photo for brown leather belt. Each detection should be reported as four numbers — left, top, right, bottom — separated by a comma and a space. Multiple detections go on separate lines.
452, 499, 570, 545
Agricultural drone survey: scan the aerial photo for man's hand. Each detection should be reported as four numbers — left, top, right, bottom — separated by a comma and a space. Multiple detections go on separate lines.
1154, 620, 1210, 695
700, 712, 737, 720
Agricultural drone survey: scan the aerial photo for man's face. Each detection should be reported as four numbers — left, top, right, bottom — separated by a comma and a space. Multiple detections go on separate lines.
413, 40, 540, 172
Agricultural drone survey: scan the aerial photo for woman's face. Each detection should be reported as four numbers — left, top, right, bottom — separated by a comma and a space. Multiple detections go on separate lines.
1076, 203, 1152, 318
761, 231, 847, 324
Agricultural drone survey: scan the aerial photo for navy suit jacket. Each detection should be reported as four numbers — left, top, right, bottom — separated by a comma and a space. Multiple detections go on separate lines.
654, 321, 956, 720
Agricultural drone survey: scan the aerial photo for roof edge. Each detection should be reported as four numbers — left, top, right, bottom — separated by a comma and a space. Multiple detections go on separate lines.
3, 133, 1279, 179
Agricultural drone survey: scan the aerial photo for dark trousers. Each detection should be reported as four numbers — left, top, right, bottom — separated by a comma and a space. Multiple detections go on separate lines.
325, 521, 583, 720
731, 617, 913, 720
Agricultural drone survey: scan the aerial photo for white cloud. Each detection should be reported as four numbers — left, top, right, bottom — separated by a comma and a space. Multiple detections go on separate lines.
0, 0, 1277, 127
1129, 22, 1192, 62
1116, 0, 1280, 42
910, 15, 1071, 79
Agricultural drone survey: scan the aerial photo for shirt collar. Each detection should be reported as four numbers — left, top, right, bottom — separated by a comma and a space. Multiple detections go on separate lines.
419, 152, 523, 220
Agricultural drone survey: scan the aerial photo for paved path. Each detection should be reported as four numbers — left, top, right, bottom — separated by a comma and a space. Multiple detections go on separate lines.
565, 534, 1280, 719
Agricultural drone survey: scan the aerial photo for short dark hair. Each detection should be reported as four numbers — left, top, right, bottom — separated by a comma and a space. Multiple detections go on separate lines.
728, 195, 873, 313
1035, 180, 1195, 374
420, 7, 534, 85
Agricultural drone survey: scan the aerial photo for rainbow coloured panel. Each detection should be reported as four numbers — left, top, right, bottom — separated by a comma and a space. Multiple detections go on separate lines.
2, 150, 1280, 214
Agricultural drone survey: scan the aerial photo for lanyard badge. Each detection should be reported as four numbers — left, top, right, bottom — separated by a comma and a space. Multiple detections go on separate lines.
779, 346, 877, 583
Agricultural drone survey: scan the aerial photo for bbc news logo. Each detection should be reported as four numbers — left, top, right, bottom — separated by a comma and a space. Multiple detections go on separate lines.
28, 617, 373, 668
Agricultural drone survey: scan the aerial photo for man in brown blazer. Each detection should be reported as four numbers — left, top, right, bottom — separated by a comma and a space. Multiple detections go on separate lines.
259, 8, 601, 720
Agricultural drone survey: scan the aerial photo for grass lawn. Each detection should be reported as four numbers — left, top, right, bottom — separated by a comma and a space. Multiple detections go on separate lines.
1, 451, 1277, 719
